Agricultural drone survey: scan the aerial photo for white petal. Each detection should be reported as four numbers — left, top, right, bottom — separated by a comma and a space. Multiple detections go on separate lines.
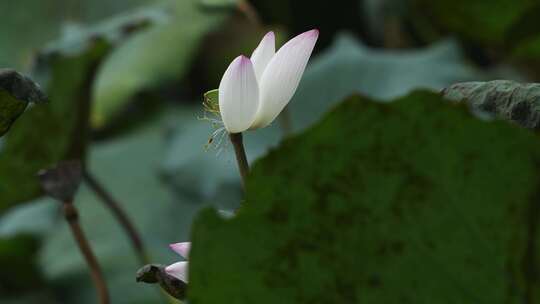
165, 261, 189, 283
169, 242, 191, 259
250, 29, 319, 129
250, 31, 275, 82
218, 55, 260, 133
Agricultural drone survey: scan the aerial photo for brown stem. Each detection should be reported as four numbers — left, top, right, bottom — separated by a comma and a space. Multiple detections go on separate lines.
63, 201, 110, 304
229, 132, 250, 189
238, 0, 262, 26
83, 170, 148, 265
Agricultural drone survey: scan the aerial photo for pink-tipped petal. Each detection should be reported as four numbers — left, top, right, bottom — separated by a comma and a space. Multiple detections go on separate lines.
250, 31, 276, 81
218, 55, 260, 133
169, 242, 191, 259
165, 261, 189, 283
250, 29, 319, 129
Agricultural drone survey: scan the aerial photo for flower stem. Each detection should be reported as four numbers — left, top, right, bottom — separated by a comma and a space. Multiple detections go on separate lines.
83, 170, 149, 265
63, 200, 110, 304
229, 132, 250, 188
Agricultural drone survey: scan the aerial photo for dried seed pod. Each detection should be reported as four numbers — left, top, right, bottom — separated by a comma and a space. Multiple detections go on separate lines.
0, 69, 48, 104
442, 80, 540, 129
37, 160, 82, 202
0, 69, 47, 137
136, 264, 187, 300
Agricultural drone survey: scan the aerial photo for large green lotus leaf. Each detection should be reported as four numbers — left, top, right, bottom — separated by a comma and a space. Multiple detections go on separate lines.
161, 33, 478, 204
0, 0, 159, 69
0, 199, 58, 238
287, 33, 479, 131
91, 0, 228, 128
188, 91, 540, 303
0, 0, 157, 70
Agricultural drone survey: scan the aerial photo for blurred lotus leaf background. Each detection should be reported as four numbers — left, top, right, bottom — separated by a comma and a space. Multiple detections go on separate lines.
1, 0, 540, 303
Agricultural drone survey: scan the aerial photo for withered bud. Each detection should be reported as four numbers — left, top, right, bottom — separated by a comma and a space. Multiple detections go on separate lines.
136, 264, 187, 300
0, 69, 48, 104
37, 160, 82, 202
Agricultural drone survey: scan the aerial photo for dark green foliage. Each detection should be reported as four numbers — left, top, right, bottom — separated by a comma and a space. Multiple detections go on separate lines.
0, 235, 43, 294
411, 0, 536, 46
249, 0, 367, 48
189, 91, 540, 303
409, 0, 540, 65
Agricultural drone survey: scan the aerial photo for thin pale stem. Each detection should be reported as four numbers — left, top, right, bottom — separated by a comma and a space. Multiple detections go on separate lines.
83, 170, 149, 265
63, 200, 110, 304
229, 132, 250, 188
